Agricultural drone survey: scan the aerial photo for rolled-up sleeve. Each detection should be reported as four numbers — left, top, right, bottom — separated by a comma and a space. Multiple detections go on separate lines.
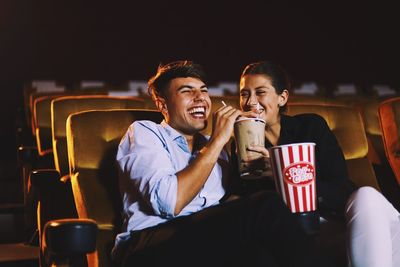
116, 121, 178, 218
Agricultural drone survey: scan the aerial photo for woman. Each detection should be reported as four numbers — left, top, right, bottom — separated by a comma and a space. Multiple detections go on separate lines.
232, 61, 400, 267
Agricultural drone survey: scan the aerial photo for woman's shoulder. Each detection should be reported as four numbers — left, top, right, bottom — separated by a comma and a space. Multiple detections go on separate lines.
287, 113, 328, 127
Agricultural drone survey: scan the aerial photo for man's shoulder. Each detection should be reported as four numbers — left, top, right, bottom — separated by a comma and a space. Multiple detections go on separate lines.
128, 120, 162, 134
124, 120, 167, 143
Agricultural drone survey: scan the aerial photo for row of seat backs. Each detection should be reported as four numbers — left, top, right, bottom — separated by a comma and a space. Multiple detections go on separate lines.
64, 102, 380, 266
65, 104, 378, 218
30, 90, 154, 141
32, 93, 385, 159
32, 95, 151, 170
35, 93, 385, 188
30, 90, 109, 136
33, 94, 231, 160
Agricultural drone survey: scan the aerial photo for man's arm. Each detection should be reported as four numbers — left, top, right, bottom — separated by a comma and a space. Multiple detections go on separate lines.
117, 121, 180, 218
174, 105, 242, 215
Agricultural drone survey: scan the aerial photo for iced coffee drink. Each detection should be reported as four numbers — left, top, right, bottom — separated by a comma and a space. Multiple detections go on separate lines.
234, 117, 268, 179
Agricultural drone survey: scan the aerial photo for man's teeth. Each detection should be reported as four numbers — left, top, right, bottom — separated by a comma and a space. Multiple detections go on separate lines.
188, 107, 205, 114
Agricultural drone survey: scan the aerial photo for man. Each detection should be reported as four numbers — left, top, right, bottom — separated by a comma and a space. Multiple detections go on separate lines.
112, 60, 330, 267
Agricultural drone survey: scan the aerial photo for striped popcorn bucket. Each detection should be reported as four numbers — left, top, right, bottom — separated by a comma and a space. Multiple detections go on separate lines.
268, 142, 317, 213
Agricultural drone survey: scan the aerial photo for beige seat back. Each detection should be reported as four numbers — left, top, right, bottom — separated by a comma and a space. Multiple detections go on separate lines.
287, 103, 380, 190
34, 95, 64, 156
51, 95, 147, 177
32, 90, 109, 156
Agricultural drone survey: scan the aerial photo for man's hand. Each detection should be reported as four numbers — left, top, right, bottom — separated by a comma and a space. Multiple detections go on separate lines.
211, 105, 258, 146
210, 105, 241, 145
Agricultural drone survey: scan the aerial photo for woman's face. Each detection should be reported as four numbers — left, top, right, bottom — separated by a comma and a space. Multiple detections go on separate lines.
239, 74, 288, 126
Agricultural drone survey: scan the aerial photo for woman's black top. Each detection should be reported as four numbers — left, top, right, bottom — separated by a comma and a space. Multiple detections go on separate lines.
230, 113, 357, 218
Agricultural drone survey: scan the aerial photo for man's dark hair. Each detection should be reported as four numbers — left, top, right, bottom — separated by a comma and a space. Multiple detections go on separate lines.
241, 61, 291, 113
148, 60, 207, 100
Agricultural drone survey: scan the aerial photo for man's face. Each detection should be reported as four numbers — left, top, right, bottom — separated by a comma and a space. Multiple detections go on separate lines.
162, 77, 211, 135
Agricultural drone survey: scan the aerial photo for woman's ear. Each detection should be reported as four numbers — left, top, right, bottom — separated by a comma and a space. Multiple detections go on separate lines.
278, 89, 289, 106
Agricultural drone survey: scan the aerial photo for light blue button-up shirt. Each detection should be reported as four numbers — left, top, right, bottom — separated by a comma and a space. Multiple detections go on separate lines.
115, 120, 229, 245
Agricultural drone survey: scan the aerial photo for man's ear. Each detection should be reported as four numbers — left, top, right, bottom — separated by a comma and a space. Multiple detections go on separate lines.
279, 89, 289, 106
155, 97, 168, 114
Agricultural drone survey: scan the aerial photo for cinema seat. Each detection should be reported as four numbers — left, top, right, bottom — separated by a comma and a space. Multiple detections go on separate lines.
287, 103, 380, 190
28, 96, 146, 265
51, 95, 146, 177
34, 96, 62, 158
42, 219, 97, 267
378, 97, 400, 185
58, 109, 163, 267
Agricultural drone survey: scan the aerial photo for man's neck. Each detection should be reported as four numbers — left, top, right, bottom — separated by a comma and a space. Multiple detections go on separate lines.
182, 133, 195, 152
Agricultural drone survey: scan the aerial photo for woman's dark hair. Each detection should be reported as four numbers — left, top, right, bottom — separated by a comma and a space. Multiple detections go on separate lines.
148, 60, 207, 100
240, 61, 291, 113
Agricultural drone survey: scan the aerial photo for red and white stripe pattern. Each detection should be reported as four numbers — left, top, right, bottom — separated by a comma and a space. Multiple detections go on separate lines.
269, 143, 317, 213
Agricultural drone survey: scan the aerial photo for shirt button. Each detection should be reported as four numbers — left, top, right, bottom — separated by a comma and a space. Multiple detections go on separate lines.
201, 197, 207, 207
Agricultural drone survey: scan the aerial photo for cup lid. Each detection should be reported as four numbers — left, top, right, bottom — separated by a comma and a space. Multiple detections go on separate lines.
235, 117, 266, 124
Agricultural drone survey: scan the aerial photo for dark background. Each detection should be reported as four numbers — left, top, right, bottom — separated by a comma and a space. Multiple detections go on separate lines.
0, 0, 399, 160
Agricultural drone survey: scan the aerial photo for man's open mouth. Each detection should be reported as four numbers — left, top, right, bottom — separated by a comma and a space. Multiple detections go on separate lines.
188, 106, 206, 118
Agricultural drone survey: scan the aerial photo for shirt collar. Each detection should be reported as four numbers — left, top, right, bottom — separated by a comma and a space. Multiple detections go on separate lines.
160, 120, 208, 154
161, 120, 190, 153
161, 120, 183, 141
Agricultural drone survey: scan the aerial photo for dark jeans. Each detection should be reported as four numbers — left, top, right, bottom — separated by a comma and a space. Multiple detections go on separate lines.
112, 191, 334, 267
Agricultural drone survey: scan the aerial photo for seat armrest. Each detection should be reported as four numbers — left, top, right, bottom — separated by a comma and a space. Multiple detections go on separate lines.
45, 219, 98, 254
44, 219, 97, 265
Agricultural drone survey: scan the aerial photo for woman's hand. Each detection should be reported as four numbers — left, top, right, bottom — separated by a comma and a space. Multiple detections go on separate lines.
242, 145, 272, 177
246, 144, 269, 159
